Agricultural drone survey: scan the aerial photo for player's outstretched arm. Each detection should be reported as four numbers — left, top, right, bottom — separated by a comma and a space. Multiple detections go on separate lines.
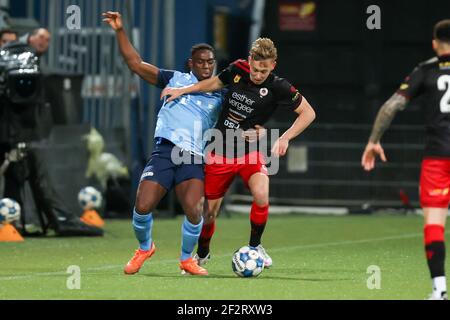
271, 97, 316, 157
361, 92, 408, 171
102, 11, 159, 85
160, 76, 224, 102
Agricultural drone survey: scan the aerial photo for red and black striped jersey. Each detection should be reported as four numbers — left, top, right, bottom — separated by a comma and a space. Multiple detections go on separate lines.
396, 54, 450, 157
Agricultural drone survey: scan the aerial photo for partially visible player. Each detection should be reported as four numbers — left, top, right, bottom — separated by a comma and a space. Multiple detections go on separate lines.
0, 29, 17, 48
103, 11, 223, 275
162, 38, 316, 268
362, 20, 450, 300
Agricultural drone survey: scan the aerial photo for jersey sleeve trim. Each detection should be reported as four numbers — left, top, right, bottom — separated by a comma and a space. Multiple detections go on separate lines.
156, 69, 176, 89
395, 89, 411, 100
234, 59, 250, 73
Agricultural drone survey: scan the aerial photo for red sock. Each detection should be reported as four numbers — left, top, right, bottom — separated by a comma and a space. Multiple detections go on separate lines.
250, 203, 269, 225
424, 224, 445, 245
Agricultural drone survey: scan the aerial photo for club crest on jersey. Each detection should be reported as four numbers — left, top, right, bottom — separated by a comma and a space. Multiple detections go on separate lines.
234, 75, 241, 83
259, 88, 268, 97
429, 188, 449, 196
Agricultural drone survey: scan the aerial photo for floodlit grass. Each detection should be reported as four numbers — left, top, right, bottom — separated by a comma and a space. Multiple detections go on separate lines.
0, 214, 445, 300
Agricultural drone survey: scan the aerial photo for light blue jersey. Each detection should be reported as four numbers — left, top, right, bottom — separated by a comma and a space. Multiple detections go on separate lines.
155, 69, 222, 156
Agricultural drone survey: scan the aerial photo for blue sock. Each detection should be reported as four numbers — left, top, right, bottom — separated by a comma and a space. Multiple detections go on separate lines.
132, 208, 153, 251
180, 216, 203, 261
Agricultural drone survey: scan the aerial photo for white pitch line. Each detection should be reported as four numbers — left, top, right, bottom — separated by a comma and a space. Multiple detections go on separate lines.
0, 231, 447, 282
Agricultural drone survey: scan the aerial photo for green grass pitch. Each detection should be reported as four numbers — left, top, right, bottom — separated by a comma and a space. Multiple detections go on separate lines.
0, 214, 447, 300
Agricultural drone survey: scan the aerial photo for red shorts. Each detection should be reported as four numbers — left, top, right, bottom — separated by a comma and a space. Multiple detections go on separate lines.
204, 151, 268, 200
420, 158, 450, 208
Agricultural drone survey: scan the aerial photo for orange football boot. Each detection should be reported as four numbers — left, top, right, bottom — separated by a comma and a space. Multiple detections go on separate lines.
124, 242, 156, 275
179, 257, 208, 275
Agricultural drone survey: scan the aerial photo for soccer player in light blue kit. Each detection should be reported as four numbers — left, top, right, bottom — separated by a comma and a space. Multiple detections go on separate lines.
103, 11, 222, 275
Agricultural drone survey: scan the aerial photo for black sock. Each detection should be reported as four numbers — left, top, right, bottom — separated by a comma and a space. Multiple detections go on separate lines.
249, 222, 266, 247
196, 239, 210, 258
196, 222, 215, 258
425, 241, 446, 278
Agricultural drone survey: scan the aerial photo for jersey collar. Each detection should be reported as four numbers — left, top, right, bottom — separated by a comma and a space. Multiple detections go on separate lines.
438, 54, 450, 61
249, 73, 274, 87
190, 71, 200, 83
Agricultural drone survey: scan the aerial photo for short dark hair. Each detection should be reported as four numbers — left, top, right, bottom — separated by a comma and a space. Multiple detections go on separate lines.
30, 28, 51, 37
191, 43, 215, 58
0, 28, 18, 40
433, 20, 450, 43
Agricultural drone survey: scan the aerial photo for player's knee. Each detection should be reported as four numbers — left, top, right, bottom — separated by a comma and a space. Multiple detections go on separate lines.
203, 215, 215, 225
254, 198, 269, 207
252, 191, 269, 207
183, 197, 204, 218
203, 210, 218, 224
185, 211, 203, 225
204, 202, 220, 222
135, 197, 157, 214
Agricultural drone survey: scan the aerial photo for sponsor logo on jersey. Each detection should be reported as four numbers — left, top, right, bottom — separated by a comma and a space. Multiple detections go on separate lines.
228, 112, 244, 122
224, 118, 240, 129
229, 99, 254, 113
141, 172, 154, 179
234, 75, 241, 83
231, 92, 255, 105
229, 109, 247, 119
429, 188, 449, 196
229, 92, 255, 113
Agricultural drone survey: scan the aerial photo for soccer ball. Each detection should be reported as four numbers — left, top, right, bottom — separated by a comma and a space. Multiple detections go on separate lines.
78, 186, 102, 210
232, 246, 265, 277
0, 198, 21, 224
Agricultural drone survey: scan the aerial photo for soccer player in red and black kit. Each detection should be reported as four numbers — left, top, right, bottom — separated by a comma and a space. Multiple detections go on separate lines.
362, 20, 450, 300
162, 38, 316, 268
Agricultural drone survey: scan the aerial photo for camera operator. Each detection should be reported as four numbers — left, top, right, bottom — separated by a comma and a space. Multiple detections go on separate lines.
17, 28, 50, 56
0, 29, 103, 237
0, 29, 17, 48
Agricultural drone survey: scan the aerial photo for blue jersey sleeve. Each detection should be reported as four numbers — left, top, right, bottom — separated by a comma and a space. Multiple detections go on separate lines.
156, 69, 176, 89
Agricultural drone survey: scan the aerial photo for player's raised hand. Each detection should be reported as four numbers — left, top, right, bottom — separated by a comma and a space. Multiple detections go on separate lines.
271, 137, 289, 157
361, 142, 387, 171
161, 87, 188, 102
102, 11, 123, 31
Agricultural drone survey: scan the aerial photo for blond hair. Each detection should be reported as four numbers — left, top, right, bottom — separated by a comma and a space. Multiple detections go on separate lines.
250, 38, 277, 61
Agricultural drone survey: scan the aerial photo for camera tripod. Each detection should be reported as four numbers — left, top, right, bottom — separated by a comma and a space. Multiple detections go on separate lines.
1, 142, 49, 235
